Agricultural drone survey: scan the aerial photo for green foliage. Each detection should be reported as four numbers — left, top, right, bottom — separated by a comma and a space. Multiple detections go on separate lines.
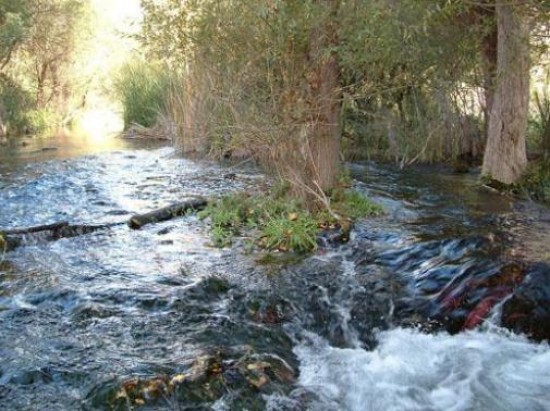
199, 183, 383, 252
139, 0, 492, 171
199, 192, 319, 252
519, 162, 550, 204
26, 108, 61, 135
0, 0, 93, 135
331, 190, 384, 220
527, 90, 550, 157
114, 60, 171, 128
0, 75, 32, 133
261, 213, 319, 253
0, 1, 32, 69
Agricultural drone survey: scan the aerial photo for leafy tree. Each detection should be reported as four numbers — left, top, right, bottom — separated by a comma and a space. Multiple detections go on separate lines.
139, 0, 550, 192
0, 0, 92, 134
22, 0, 90, 110
0, 0, 32, 72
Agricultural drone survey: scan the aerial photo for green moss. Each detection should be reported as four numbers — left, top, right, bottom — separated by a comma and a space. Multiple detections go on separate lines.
201, 276, 231, 294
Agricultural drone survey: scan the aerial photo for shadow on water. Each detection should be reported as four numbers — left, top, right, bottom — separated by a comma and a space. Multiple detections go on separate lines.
1, 143, 550, 410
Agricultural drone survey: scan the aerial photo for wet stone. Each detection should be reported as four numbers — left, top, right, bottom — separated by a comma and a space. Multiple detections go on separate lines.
247, 297, 296, 325
501, 262, 550, 342
84, 348, 295, 410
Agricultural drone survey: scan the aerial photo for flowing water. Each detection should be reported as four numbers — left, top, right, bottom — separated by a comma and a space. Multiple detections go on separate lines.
0, 134, 549, 410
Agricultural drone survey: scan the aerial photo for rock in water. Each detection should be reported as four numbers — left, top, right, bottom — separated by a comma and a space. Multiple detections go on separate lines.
501, 262, 550, 341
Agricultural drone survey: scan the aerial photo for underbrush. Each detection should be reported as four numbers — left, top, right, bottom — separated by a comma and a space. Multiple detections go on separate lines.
113, 60, 171, 128
198, 188, 383, 253
518, 161, 550, 205
0, 76, 33, 135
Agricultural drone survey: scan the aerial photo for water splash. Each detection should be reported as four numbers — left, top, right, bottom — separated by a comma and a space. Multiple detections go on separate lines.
296, 328, 550, 411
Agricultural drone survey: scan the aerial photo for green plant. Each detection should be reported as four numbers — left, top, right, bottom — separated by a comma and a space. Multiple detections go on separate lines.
261, 213, 319, 253
0, 76, 33, 134
518, 162, 550, 204
332, 190, 384, 220
200, 185, 382, 253
113, 59, 171, 128
26, 108, 61, 135
199, 192, 319, 252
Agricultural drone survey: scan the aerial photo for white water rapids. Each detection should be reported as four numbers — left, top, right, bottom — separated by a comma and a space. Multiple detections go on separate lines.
295, 327, 550, 411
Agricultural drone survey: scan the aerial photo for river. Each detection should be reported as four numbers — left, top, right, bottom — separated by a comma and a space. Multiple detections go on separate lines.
0, 134, 549, 410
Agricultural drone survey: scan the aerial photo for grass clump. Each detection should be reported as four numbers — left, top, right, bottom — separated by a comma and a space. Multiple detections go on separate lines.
199, 185, 383, 253
261, 213, 319, 252
199, 192, 319, 252
331, 190, 384, 220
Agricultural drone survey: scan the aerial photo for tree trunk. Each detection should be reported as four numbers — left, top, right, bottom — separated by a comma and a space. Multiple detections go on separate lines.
479, 6, 498, 134
481, 1, 530, 185
303, 0, 341, 195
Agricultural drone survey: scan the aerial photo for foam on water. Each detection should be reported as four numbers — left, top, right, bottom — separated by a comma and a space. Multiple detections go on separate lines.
295, 327, 550, 411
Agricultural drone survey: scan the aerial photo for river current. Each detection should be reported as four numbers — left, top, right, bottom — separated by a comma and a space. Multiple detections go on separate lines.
0, 135, 549, 410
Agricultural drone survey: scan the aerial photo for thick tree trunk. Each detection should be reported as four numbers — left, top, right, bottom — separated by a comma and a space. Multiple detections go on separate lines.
481, 1, 530, 185
305, 54, 341, 193
480, 7, 498, 133
303, 0, 341, 194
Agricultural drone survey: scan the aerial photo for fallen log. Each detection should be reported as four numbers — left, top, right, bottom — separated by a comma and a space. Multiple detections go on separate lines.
0, 222, 123, 251
128, 197, 208, 229
0, 197, 209, 252
2, 221, 70, 236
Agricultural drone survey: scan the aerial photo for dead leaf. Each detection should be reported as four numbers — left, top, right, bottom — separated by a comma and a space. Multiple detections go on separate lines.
170, 374, 186, 385
247, 374, 268, 389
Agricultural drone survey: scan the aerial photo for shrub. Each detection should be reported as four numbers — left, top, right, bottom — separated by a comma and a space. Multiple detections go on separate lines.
519, 162, 550, 204
26, 108, 61, 135
113, 60, 171, 128
0, 76, 33, 134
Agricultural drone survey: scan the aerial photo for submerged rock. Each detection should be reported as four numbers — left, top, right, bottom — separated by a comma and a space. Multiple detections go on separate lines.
85, 347, 295, 410
501, 262, 550, 342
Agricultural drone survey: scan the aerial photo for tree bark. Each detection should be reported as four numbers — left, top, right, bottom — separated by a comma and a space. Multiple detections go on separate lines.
481, 1, 530, 185
479, 6, 498, 133
302, 0, 342, 195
